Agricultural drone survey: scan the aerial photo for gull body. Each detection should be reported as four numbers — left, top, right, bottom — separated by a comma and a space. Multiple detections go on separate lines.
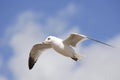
43, 36, 76, 58
28, 33, 113, 70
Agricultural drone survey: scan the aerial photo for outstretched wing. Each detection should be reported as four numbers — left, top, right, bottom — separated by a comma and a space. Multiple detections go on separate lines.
28, 43, 51, 70
63, 33, 87, 47
63, 33, 113, 47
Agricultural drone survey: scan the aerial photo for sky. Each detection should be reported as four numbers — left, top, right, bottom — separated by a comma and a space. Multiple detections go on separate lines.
0, 0, 120, 80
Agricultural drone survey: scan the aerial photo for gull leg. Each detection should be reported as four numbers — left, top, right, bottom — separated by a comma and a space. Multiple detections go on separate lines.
71, 53, 84, 61
71, 57, 78, 61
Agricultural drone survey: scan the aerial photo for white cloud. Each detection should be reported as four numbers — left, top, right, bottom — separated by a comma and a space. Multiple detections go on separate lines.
72, 39, 120, 80
58, 3, 77, 18
0, 76, 7, 80
0, 56, 7, 80
8, 3, 120, 80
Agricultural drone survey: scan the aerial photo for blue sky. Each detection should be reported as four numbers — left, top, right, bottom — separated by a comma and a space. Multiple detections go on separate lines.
0, 0, 120, 80
0, 0, 120, 38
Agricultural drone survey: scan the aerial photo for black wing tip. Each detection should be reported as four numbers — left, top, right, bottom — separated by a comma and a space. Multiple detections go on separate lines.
28, 57, 36, 70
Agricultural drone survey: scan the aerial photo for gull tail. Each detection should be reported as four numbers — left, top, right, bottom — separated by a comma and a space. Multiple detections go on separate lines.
87, 37, 114, 48
71, 54, 84, 61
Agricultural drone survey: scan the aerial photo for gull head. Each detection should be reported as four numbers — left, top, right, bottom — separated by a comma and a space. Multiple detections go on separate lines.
43, 36, 56, 44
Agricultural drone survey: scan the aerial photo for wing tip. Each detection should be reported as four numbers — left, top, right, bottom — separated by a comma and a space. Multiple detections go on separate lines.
87, 37, 114, 48
28, 57, 36, 70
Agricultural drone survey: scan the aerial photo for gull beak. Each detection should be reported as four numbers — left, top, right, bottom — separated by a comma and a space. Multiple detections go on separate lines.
42, 41, 47, 44
42, 41, 45, 44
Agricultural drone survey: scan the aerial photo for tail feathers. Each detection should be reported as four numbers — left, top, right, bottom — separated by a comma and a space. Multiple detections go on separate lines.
71, 54, 84, 61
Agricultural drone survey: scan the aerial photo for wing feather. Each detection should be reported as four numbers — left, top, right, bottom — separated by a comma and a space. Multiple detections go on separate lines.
63, 33, 113, 47
28, 43, 51, 70
63, 33, 87, 47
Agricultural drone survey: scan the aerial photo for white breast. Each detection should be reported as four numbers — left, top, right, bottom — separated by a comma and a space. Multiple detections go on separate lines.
52, 39, 75, 57
52, 40, 64, 53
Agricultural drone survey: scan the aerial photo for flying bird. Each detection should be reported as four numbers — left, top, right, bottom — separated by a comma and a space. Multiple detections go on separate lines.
28, 33, 112, 70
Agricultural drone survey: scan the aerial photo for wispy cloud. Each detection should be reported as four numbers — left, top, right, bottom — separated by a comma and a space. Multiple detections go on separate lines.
0, 76, 7, 80
5, 3, 120, 80
58, 3, 78, 18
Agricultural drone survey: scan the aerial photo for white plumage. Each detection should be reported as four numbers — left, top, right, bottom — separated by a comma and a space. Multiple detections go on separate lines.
28, 33, 112, 70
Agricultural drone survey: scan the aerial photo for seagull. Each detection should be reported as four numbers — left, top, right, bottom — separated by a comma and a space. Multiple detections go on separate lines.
28, 33, 113, 70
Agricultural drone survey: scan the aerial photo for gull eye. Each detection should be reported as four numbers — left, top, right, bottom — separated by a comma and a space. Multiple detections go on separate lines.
48, 38, 51, 40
